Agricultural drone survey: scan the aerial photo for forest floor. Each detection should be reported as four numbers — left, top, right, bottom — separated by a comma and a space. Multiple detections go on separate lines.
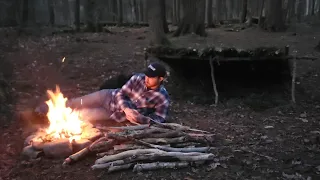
1, 23, 320, 180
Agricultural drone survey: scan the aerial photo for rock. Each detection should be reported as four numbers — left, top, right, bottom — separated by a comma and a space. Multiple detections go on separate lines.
21, 145, 43, 159
43, 139, 73, 158
72, 139, 92, 152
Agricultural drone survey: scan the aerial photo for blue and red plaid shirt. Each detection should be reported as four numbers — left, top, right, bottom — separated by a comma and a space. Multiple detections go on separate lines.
109, 73, 170, 124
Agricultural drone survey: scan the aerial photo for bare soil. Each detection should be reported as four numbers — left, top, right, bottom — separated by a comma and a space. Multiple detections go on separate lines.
1, 24, 320, 180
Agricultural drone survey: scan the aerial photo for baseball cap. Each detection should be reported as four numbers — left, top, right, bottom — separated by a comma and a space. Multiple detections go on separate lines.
144, 62, 166, 77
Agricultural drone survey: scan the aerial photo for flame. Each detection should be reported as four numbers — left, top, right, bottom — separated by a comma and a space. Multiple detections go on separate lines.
45, 85, 83, 142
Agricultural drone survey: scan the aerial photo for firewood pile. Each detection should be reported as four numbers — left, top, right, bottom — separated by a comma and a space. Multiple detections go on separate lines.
63, 122, 217, 173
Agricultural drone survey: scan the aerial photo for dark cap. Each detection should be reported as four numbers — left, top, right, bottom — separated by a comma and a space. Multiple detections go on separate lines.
144, 62, 166, 77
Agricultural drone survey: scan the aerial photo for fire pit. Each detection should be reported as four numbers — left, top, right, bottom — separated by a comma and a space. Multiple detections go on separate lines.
22, 86, 103, 159
21, 86, 219, 173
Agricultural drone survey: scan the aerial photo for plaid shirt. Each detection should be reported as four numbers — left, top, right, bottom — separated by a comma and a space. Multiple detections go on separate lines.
109, 73, 170, 124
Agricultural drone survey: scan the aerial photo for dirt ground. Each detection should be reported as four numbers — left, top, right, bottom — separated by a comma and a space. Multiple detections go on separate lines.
1, 24, 320, 180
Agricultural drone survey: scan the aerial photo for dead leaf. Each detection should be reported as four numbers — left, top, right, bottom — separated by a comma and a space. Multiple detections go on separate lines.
206, 162, 220, 171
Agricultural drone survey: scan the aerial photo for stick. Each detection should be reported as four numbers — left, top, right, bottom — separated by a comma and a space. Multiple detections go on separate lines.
63, 147, 91, 166
102, 124, 150, 131
135, 139, 210, 152
92, 152, 212, 170
108, 163, 134, 173
89, 139, 117, 152
291, 54, 297, 103
133, 162, 189, 172
95, 149, 165, 164
209, 57, 219, 105
142, 137, 187, 144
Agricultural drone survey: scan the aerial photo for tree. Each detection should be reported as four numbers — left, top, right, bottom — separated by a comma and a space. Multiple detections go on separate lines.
240, 0, 248, 23
260, 0, 285, 31
206, 0, 214, 27
147, 0, 170, 45
48, 0, 55, 26
74, 0, 80, 31
173, 0, 206, 37
161, 0, 169, 33
117, 0, 123, 25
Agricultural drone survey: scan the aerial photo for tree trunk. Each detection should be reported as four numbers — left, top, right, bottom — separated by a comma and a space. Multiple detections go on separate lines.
240, 0, 248, 23
74, 0, 80, 31
261, 0, 285, 31
85, 0, 95, 31
21, 0, 29, 27
258, 0, 265, 27
297, 0, 306, 22
176, 0, 181, 23
215, 0, 222, 23
47, 0, 55, 26
132, 0, 139, 23
173, 0, 206, 37
61, 0, 70, 25
206, 0, 214, 27
172, 0, 177, 25
112, 0, 118, 22
318, 0, 320, 18
161, 0, 169, 33
227, 0, 234, 18
311, 0, 315, 15
139, 0, 144, 22
117, 0, 123, 25
234, 0, 240, 19
143, 0, 148, 23
286, 0, 296, 23
147, 0, 170, 46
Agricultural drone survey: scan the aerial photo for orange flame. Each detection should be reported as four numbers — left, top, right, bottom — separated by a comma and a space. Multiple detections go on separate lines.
45, 85, 83, 142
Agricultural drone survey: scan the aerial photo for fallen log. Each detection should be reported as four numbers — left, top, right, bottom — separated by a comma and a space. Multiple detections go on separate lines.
135, 139, 211, 153
95, 149, 165, 164
92, 152, 213, 170
133, 162, 190, 172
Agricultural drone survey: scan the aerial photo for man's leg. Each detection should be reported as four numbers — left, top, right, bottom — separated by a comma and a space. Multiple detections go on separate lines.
66, 89, 113, 109
35, 89, 115, 120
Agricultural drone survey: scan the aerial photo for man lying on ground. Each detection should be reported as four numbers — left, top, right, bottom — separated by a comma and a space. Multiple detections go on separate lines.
35, 62, 170, 125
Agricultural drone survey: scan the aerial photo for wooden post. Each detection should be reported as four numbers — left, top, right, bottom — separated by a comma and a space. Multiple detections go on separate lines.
209, 57, 219, 105
291, 51, 297, 103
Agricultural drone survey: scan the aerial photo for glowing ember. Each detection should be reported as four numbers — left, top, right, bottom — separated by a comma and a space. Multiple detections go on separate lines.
45, 85, 84, 142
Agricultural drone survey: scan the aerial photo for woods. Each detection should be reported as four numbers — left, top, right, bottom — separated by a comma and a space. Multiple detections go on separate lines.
1, 0, 320, 179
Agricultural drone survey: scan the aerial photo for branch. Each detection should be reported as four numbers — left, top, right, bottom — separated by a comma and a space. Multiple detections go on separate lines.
133, 162, 189, 172
135, 139, 211, 152
92, 152, 213, 170
95, 149, 165, 164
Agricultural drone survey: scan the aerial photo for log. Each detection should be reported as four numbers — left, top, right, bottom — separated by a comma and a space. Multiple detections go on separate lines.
133, 162, 189, 172
63, 147, 91, 166
135, 139, 211, 153
108, 163, 134, 173
102, 124, 150, 131
92, 152, 213, 170
95, 149, 165, 164
89, 139, 116, 152
142, 137, 187, 144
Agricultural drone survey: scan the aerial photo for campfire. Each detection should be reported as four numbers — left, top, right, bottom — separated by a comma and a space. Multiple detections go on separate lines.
22, 86, 102, 159
22, 86, 218, 173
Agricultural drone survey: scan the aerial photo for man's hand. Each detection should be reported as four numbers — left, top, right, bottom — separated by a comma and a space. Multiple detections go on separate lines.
123, 108, 140, 124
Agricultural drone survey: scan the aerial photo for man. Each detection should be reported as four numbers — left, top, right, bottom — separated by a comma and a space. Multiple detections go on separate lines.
35, 62, 170, 124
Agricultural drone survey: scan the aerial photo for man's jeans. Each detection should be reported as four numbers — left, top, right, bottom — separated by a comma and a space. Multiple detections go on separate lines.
66, 89, 116, 122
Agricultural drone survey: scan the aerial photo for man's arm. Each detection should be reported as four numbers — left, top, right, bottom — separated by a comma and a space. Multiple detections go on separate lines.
136, 98, 169, 124
115, 75, 140, 110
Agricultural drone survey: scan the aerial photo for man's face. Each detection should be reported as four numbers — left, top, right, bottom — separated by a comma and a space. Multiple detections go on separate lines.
145, 76, 163, 89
